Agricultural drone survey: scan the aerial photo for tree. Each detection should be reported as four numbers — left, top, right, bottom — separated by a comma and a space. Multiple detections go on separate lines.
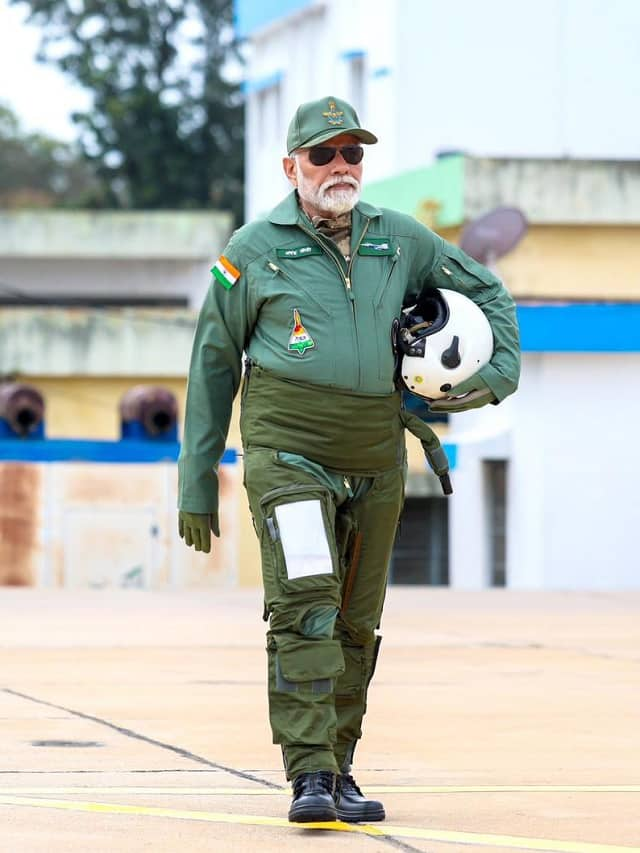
12, 0, 245, 222
0, 102, 100, 208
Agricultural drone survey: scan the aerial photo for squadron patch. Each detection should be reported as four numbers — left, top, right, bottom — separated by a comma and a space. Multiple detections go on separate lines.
211, 255, 240, 290
288, 309, 315, 356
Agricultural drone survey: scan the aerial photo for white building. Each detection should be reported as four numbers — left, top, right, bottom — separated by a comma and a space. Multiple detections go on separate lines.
0, 209, 232, 310
0, 210, 238, 590
235, 0, 640, 589
237, 0, 640, 219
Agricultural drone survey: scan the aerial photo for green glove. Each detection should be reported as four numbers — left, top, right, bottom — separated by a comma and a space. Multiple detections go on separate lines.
178, 510, 220, 553
429, 373, 497, 414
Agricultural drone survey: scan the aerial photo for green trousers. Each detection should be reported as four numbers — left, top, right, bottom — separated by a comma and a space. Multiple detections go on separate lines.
243, 447, 405, 780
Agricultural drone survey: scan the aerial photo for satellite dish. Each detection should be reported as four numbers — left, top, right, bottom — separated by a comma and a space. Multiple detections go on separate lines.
459, 206, 528, 266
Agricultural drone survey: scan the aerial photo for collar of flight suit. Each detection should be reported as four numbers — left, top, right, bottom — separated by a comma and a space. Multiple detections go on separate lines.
267, 190, 382, 228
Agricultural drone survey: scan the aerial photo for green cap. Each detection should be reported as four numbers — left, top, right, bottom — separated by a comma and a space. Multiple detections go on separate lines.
286, 96, 378, 154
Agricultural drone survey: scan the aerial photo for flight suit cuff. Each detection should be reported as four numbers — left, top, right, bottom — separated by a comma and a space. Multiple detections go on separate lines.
477, 363, 518, 403
177, 454, 219, 514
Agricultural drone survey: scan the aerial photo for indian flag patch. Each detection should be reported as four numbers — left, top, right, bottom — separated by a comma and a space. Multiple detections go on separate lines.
211, 255, 240, 290
288, 309, 315, 356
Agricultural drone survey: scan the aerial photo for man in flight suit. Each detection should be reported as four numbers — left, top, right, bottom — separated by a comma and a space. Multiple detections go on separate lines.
178, 96, 520, 823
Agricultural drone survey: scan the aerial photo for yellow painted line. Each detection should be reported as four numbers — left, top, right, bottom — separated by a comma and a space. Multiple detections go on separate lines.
369, 786, 640, 795
1, 795, 639, 853
0, 796, 380, 836
379, 824, 640, 853
1, 785, 639, 796
0, 787, 288, 796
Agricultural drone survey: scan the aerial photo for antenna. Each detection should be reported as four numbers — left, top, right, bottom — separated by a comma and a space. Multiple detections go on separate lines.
459, 206, 528, 266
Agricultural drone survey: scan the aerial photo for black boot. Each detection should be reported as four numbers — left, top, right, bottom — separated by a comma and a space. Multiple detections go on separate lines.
288, 771, 337, 823
335, 773, 385, 822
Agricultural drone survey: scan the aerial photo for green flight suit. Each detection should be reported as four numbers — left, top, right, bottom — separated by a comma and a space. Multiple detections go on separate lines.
178, 190, 520, 779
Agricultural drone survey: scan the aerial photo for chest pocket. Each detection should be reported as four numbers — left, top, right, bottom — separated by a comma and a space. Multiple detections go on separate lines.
246, 253, 340, 385
373, 246, 401, 308
262, 256, 332, 318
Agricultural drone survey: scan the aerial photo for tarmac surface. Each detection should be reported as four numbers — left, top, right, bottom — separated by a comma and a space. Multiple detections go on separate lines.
1, 587, 639, 853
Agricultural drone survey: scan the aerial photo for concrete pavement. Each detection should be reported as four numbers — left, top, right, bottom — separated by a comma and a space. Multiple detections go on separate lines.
1, 587, 639, 852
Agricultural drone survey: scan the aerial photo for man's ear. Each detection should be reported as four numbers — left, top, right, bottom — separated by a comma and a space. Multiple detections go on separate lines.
283, 156, 297, 187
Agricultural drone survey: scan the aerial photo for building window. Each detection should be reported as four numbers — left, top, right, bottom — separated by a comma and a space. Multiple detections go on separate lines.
390, 496, 449, 585
348, 54, 365, 113
0, 294, 188, 307
341, 50, 366, 115
257, 81, 281, 149
485, 461, 507, 586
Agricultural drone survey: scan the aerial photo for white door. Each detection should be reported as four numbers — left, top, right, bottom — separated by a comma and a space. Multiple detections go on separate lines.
63, 508, 155, 588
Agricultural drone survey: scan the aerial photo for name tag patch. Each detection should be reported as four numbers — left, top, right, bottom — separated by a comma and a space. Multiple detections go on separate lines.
358, 237, 395, 256
276, 245, 322, 259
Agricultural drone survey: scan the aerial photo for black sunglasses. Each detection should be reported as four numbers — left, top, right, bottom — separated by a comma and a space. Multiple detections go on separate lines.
306, 145, 364, 167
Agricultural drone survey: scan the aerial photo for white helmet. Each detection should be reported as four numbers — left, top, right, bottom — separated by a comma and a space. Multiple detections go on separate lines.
396, 288, 494, 400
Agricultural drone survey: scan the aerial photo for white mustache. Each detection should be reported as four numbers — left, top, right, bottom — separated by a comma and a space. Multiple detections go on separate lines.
321, 175, 360, 192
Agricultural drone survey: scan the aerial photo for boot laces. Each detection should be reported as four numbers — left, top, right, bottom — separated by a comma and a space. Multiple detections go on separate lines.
340, 773, 363, 797
293, 771, 335, 796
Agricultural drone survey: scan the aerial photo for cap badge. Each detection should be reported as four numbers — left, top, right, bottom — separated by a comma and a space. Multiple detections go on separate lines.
322, 100, 344, 127
288, 308, 315, 356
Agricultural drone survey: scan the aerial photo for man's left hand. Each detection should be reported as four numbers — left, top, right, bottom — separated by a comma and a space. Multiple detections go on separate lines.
178, 510, 219, 553
428, 374, 497, 413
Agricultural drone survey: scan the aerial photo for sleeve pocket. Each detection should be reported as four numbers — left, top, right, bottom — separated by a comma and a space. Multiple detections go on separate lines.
433, 244, 502, 304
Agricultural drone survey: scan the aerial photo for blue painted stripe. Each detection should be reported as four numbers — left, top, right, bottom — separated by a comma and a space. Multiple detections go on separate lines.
340, 49, 366, 60
0, 419, 45, 439
0, 439, 238, 465
443, 443, 457, 470
517, 302, 640, 352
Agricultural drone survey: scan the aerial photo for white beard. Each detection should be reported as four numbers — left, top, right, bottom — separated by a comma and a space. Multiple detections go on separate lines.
295, 164, 361, 215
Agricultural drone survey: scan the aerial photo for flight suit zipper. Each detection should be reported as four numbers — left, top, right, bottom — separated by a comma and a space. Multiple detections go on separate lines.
347, 221, 371, 296
298, 218, 370, 388
346, 222, 370, 388
375, 245, 400, 308
297, 219, 370, 299
297, 224, 349, 293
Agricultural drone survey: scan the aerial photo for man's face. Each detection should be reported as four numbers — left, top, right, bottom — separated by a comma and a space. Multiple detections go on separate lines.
283, 133, 364, 218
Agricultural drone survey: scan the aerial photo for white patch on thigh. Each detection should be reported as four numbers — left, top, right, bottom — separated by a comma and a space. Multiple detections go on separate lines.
274, 500, 333, 579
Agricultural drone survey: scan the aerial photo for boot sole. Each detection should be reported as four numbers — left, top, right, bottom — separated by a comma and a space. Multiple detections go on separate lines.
288, 803, 337, 823
336, 806, 386, 823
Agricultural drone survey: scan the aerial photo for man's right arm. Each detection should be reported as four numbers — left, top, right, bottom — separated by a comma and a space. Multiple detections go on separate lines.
178, 239, 251, 524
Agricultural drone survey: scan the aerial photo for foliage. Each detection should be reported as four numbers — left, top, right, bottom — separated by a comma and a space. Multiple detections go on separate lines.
11, 0, 244, 222
0, 103, 100, 208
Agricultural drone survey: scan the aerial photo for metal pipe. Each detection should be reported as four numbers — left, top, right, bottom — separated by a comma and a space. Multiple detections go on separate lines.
119, 385, 178, 438
0, 383, 45, 437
